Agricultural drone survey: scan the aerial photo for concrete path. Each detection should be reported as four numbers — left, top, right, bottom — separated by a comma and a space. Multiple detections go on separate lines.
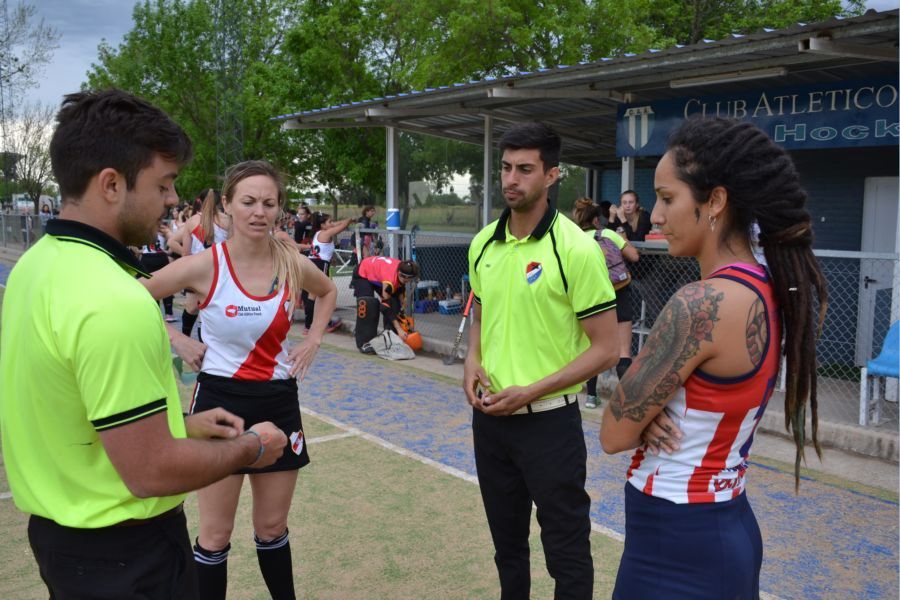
302, 331, 898, 599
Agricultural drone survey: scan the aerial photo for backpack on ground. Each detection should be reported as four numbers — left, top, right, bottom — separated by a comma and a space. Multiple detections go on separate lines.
596, 232, 631, 290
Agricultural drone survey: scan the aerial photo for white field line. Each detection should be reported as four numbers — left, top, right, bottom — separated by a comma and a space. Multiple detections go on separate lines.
0, 492, 12, 500
300, 405, 625, 545
301, 405, 786, 599
307, 431, 359, 445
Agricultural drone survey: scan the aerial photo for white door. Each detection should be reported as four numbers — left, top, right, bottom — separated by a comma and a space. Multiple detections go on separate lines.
856, 177, 899, 365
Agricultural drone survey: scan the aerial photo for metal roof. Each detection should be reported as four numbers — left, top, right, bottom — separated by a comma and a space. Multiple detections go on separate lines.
275, 10, 899, 170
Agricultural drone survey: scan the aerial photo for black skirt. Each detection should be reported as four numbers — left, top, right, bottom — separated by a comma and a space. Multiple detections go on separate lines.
191, 373, 310, 474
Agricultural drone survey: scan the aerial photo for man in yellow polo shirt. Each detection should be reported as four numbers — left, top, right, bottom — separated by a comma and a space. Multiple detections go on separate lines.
464, 122, 618, 599
0, 90, 286, 598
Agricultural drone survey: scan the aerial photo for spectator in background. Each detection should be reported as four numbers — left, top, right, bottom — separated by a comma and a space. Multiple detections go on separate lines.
608, 190, 652, 241
358, 204, 378, 258
351, 256, 419, 340
302, 211, 353, 335
572, 198, 640, 408
38, 203, 53, 226
293, 204, 312, 253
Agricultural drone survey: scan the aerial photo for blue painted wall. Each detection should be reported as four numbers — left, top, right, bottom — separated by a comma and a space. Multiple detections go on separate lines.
597, 145, 898, 252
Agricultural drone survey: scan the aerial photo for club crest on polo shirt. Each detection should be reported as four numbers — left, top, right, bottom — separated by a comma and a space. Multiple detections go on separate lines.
525, 261, 542, 284
290, 430, 304, 455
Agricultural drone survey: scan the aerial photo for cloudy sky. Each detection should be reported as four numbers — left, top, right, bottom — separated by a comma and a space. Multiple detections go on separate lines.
28, 0, 900, 109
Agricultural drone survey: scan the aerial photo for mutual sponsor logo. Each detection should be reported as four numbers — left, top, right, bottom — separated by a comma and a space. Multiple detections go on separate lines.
525, 261, 542, 285
224, 304, 262, 318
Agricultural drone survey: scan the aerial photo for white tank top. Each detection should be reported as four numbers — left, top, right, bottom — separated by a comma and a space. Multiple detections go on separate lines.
198, 243, 293, 380
309, 231, 335, 263
190, 222, 229, 256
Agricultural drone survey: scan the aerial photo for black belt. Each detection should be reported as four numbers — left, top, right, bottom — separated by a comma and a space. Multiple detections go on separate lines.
113, 503, 184, 527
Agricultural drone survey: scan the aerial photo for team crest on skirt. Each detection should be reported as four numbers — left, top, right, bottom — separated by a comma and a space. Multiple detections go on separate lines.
290, 430, 304, 455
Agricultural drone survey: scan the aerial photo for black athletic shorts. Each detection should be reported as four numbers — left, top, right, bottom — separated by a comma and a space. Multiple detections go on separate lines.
615, 284, 633, 323
191, 373, 310, 474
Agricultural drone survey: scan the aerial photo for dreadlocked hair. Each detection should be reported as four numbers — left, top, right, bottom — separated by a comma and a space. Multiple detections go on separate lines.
667, 117, 828, 490
222, 160, 304, 311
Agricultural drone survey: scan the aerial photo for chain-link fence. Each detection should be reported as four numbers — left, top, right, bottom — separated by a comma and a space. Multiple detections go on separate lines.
331, 228, 898, 432
627, 244, 899, 432
328, 227, 475, 350
6, 217, 896, 432
0, 214, 47, 249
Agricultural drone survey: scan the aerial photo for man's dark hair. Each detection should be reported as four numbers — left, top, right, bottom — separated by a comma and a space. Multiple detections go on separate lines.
50, 89, 193, 202
497, 122, 561, 171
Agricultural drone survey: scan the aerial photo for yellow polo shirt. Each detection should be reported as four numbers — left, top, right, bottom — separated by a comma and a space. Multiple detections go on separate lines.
0, 219, 186, 528
468, 205, 615, 398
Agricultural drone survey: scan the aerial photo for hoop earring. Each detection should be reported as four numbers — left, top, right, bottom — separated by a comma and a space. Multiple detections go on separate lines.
708, 214, 717, 232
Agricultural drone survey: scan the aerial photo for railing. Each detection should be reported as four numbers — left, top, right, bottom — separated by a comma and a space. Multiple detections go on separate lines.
0, 213, 49, 249
8, 217, 896, 431
331, 227, 898, 431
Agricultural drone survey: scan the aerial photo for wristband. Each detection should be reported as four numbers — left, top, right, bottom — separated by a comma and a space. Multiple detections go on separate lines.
243, 430, 265, 465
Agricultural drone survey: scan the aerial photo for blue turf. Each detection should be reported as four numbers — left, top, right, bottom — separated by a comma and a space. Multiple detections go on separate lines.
302, 348, 899, 599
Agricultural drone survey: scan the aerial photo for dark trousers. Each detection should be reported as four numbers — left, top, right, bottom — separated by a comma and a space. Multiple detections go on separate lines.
472, 402, 593, 600
28, 507, 198, 599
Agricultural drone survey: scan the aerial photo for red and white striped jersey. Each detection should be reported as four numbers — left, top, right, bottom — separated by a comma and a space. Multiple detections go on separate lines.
626, 264, 781, 504
198, 243, 293, 380
190, 222, 229, 256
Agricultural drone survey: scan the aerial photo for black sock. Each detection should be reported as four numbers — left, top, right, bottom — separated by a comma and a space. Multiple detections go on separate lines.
182, 310, 198, 336
586, 375, 597, 397
255, 529, 295, 600
193, 540, 229, 600
616, 357, 633, 380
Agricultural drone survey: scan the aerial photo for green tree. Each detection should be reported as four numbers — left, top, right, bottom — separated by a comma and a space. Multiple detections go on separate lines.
644, 0, 865, 46
86, 0, 301, 198
8, 102, 55, 213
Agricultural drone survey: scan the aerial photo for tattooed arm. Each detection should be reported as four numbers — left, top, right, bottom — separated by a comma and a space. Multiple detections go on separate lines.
600, 281, 724, 453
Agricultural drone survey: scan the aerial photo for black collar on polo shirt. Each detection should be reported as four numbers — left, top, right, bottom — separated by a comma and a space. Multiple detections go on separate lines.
45, 219, 150, 278
489, 202, 557, 242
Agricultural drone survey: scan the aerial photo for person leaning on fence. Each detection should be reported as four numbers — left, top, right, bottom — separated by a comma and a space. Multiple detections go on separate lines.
0, 89, 288, 599
600, 116, 828, 599
142, 159, 338, 600
351, 256, 420, 340
361, 204, 378, 256
572, 197, 640, 409
464, 122, 618, 599
301, 211, 353, 335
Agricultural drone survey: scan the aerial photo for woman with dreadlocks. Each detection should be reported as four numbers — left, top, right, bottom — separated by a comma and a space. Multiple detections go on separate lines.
600, 117, 827, 598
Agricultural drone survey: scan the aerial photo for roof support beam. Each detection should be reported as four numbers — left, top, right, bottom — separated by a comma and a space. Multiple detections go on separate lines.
281, 120, 381, 130
365, 107, 483, 117
488, 87, 625, 102
799, 37, 898, 62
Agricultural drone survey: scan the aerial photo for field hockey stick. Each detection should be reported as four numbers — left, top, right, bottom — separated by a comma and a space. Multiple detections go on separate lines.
443, 291, 475, 365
